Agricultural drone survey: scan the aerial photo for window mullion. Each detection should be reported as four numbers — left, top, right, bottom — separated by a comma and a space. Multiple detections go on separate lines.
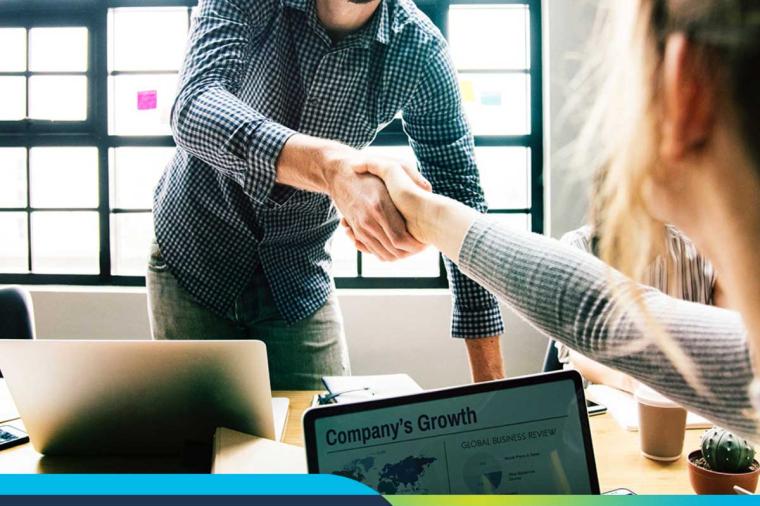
0, 0, 541, 290
93, 4, 111, 278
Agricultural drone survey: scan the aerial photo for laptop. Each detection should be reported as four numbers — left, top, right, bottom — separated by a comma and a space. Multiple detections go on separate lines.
303, 370, 599, 495
0, 339, 288, 456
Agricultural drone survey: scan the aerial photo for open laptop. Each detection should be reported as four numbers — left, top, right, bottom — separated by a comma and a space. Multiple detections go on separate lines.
303, 370, 599, 495
0, 339, 288, 456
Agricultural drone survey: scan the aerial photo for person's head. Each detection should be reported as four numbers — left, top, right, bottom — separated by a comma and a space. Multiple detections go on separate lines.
586, 0, 760, 282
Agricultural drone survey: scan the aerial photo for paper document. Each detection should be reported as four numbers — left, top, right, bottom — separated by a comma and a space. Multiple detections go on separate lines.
586, 384, 712, 431
0, 380, 19, 423
272, 397, 289, 442
321, 374, 423, 404
212, 427, 306, 474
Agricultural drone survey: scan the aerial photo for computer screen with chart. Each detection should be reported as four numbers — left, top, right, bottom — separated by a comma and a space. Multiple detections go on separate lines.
304, 371, 599, 495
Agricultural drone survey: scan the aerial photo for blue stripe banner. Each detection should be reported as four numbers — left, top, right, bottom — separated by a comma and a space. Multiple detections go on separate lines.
0, 475, 390, 506
0, 496, 389, 506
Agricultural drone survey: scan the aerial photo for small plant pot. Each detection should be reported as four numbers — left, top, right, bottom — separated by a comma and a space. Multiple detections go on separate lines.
688, 450, 760, 495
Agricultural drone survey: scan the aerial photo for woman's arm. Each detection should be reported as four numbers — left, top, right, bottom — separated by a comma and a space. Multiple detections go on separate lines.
359, 164, 759, 440
459, 214, 756, 440
568, 350, 639, 394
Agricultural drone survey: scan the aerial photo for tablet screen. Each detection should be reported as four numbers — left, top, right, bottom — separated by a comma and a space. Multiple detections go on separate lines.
308, 376, 596, 495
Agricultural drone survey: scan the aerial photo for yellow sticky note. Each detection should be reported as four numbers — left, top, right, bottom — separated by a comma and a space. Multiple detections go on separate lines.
460, 79, 475, 103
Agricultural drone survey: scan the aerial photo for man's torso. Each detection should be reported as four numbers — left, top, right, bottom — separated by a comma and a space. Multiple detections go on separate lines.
153, 0, 445, 321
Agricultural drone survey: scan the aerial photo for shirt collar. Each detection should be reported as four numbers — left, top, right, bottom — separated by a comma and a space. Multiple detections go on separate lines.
284, 0, 393, 46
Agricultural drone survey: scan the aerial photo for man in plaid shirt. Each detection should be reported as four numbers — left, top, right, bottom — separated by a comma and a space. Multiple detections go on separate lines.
149, 0, 506, 389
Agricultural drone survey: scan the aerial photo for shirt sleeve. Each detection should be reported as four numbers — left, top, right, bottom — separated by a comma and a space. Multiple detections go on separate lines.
554, 227, 595, 366
401, 46, 504, 339
170, 0, 296, 206
458, 216, 759, 441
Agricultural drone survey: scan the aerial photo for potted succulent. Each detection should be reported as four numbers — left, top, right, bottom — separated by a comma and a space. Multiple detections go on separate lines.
688, 427, 759, 494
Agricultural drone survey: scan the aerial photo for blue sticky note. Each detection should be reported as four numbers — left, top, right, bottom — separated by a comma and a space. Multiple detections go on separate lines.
480, 91, 502, 106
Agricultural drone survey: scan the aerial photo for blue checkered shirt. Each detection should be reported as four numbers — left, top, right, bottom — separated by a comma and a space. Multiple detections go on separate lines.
154, 0, 504, 338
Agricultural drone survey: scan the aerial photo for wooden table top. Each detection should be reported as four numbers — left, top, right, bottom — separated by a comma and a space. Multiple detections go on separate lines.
0, 388, 702, 493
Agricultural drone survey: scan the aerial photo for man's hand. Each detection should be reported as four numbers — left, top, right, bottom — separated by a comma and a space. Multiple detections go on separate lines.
465, 336, 506, 383
275, 134, 431, 261
328, 159, 426, 261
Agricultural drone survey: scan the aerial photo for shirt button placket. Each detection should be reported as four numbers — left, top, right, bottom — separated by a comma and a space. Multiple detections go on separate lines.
302, 52, 340, 134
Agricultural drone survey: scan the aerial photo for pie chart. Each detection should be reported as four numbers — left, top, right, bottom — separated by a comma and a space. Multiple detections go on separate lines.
463, 453, 503, 493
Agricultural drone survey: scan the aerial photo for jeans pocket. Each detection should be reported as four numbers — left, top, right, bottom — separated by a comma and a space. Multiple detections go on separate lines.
147, 238, 169, 273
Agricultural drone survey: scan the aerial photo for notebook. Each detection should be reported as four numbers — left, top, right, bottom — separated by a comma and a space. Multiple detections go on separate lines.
586, 384, 711, 431
321, 374, 423, 404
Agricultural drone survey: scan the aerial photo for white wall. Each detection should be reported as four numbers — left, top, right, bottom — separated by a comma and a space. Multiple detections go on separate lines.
18, 0, 600, 391
545, 0, 600, 238
27, 287, 548, 389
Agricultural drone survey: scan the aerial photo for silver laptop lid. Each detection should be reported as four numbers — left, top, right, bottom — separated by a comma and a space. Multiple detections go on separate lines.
0, 339, 274, 456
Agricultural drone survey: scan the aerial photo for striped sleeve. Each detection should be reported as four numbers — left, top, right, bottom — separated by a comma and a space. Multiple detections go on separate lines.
458, 216, 759, 441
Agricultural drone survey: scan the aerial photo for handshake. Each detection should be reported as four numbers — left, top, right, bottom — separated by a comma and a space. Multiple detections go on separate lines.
325, 146, 435, 262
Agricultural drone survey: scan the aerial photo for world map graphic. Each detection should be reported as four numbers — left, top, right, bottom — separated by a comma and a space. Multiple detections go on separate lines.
333, 455, 438, 494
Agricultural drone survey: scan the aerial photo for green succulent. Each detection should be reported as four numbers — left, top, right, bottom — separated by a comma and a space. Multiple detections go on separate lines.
701, 427, 756, 473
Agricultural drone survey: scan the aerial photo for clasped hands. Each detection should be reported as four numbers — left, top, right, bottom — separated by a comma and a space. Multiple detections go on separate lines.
328, 151, 434, 261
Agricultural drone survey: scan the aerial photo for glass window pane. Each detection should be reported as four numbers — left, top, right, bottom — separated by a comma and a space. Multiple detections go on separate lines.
362, 248, 440, 278
110, 147, 174, 209
110, 7, 189, 72
31, 211, 99, 274
476, 147, 530, 209
0, 213, 28, 273
0, 148, 27, 208
29, 76, 88, 121
29, 27, 88, 72
109, 73, 178, 135
111, 212, 153, 275
0, 28, 27, 72
0, 77, 26, 121
449, 5, 529, 70
490, 213, 531, 232
331, 224, 358, 277
30, 147, 98, 208
459, 73, 529, 135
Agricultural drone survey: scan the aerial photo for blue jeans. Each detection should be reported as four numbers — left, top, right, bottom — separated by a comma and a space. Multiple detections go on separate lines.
146, 239, 350, 390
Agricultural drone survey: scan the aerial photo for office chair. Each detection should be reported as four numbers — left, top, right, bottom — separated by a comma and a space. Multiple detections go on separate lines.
0, 286, 35, 377
542, 339, 562, 373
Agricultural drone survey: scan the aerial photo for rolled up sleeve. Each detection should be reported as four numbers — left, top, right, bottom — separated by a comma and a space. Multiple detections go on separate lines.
402, 46, 504, 339
170, 0, 296, 205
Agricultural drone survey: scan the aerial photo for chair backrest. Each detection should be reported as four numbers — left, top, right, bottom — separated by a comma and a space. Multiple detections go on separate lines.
542, 338, 562, 373
0, 287, 35, 378
0, 286, 35, 341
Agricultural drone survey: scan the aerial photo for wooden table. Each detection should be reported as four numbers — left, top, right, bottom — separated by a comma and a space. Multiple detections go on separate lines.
589, 410, 702, 494
0, 389, 702, 494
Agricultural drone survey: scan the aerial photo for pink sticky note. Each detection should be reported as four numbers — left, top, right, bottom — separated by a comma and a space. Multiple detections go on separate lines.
137, 90, 158, 110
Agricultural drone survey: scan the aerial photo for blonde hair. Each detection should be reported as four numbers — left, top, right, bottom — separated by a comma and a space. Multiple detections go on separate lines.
586, 0, 760, 282
577, 0, 760, 391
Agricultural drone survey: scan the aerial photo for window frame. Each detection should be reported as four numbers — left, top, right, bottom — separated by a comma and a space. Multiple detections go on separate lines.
0, 0, 543, 290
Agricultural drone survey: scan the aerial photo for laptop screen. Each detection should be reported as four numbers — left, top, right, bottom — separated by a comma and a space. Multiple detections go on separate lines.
305, 372, 598, 495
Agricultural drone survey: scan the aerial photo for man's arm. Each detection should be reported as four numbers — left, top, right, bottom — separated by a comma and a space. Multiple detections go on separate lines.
171, 0, 424, 260
465, 337, 506, 383
171, 0, 288, 205
401, 46, 505, 381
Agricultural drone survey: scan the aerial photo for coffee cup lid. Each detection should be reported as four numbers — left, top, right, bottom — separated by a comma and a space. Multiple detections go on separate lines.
634, 384, 682, 408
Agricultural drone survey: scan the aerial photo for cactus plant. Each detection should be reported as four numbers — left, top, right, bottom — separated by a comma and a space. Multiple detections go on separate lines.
701, 427, 756, 473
